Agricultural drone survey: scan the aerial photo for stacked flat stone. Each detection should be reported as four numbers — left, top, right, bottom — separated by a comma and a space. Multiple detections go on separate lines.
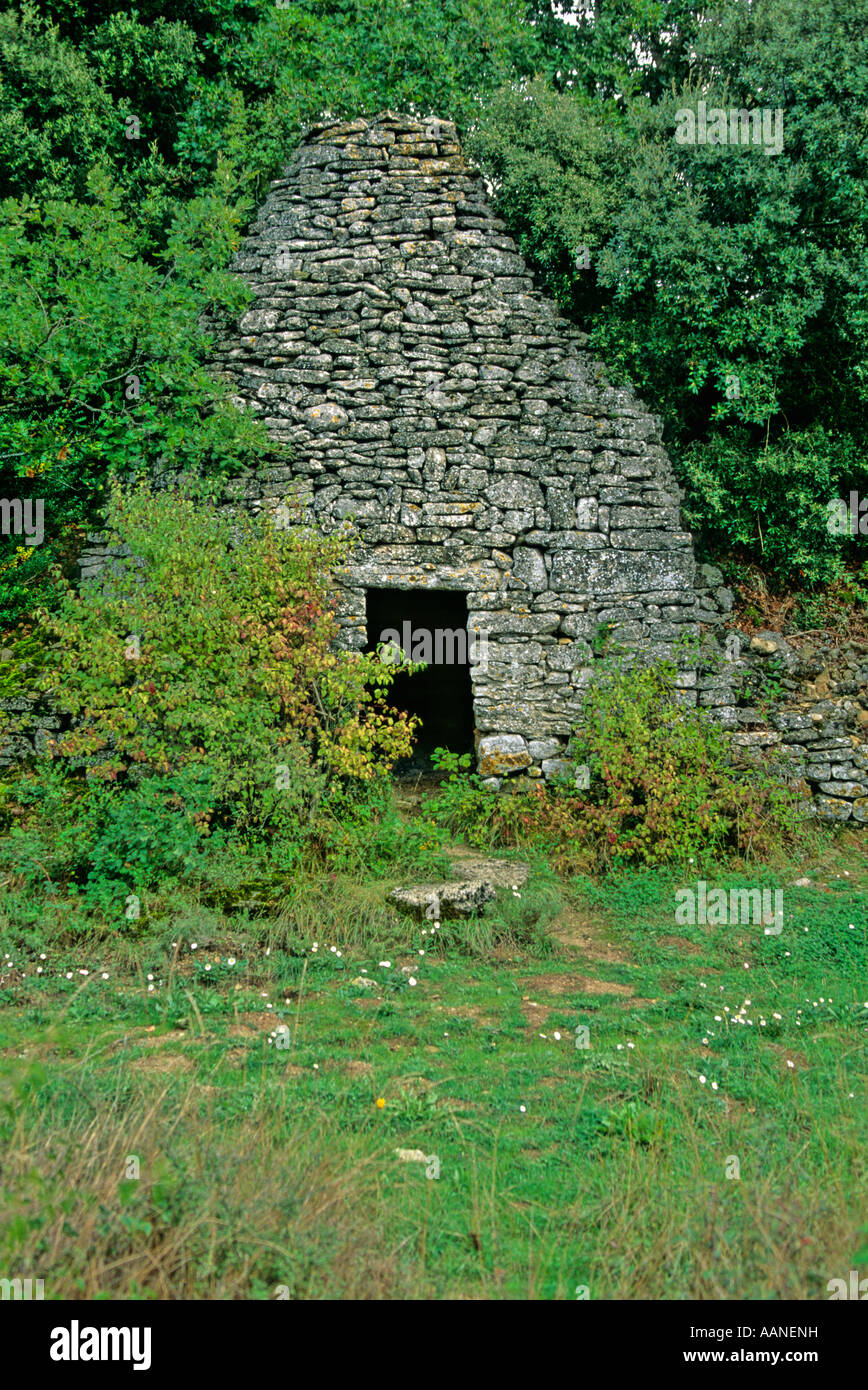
203, 111, 699, 780
695, 573, 868, 823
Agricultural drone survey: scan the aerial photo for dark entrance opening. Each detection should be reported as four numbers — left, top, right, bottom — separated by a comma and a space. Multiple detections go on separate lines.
365, 588, 475, 776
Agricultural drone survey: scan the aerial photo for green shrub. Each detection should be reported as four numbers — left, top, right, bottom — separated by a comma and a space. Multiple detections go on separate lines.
679, 427, 867, 589
422, 655, 801, 869
565, 653, 799, 867
466, 77, 624, 312
35, 481, 416, 793
420, 748, 535, 850
0, 483, 421, 914
470, 3, 868, 589
0, 736, 227, 919
76, 767, 224, 912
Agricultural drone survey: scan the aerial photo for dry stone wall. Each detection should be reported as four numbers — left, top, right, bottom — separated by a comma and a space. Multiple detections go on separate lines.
202, 111, 700, 779
0, 690, 60, 766
695, 570, 868, 822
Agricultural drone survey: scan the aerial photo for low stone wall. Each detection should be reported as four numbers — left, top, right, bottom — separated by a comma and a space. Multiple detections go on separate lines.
695, 566, 868, 823
0, 692, 62, 766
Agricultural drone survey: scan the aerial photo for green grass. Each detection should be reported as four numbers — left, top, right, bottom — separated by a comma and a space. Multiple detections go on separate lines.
0, 829, 866, 1299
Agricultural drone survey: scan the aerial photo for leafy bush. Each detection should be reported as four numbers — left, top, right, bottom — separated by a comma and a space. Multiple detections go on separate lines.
1, 763, 227, 919
470, 0, 868, 588
466, 78, 626, 311
422, 655, 800, 869
680, 427, 867, 589
0, 483, 420, 914
564, 654, 798, 866
0, 164, 264, 631
37, 480, 416, 784
76, 767, 224, 912
420, 748, 535, 849
300, 778, 448, 879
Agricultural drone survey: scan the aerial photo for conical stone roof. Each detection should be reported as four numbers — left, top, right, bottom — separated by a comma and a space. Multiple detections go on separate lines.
207, 111, 699, 779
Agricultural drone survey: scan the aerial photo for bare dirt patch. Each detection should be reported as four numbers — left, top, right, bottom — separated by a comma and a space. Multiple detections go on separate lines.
345, 1058, 374, 1077
658, 935, 703, 955
519, 972, 654, 1026
101, 1028, 193, 1058
444, 846, 530, 888
134, 1052, 194, 1074
321, 1057, 373, 1077
232, 1012, 272, 1030
227, 1023, 261, 1039
140, 1028, 189, 1046
521, 972, 635, 999
548, 900, 633, 966
766, 1043, 810, 1070
224, 1044, 305, 1075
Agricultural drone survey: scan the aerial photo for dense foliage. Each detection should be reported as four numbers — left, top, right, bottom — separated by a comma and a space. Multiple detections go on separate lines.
0, 0, 543, 629
1, 485, 418, 914
423, 651, 798, 868
469, 0, 868, 589
1, 0, 866, 615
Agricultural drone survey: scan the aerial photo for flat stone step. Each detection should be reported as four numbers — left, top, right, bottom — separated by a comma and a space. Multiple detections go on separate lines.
389, 879, 497, 920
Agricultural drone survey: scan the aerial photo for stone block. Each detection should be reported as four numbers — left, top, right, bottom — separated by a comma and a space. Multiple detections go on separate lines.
477, 734, 531, 776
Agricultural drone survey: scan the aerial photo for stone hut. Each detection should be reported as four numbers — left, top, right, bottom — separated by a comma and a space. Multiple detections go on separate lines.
205, 111, 700, 781
11, 114, 868, 815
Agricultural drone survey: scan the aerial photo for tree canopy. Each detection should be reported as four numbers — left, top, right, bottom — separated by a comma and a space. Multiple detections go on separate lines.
1, 0, 866, 630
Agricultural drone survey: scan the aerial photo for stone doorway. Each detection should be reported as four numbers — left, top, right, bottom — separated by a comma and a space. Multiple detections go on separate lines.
365, 588, 476, 775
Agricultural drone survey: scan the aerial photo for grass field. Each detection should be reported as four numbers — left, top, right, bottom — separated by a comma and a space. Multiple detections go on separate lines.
1, 813, 866, 1300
